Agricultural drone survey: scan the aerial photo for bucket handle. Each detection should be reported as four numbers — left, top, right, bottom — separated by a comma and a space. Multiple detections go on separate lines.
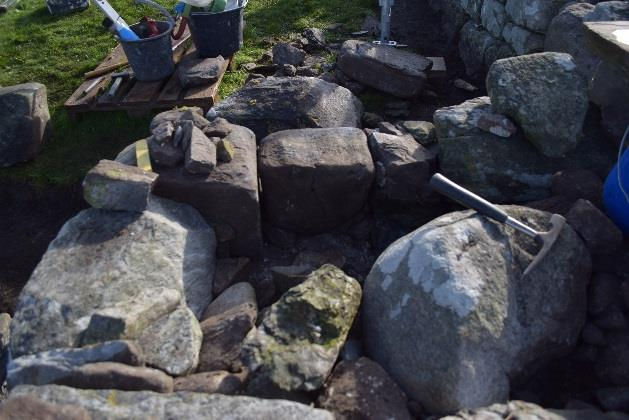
134, 0, 175, 26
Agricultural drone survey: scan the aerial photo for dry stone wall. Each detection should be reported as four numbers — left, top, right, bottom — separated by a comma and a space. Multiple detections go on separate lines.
428, 0, 575, 77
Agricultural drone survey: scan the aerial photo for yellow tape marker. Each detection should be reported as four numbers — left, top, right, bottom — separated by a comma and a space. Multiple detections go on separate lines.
135, 139, 153, 172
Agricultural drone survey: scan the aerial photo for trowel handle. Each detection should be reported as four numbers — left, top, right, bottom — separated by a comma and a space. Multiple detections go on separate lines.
429, 173, 509, 223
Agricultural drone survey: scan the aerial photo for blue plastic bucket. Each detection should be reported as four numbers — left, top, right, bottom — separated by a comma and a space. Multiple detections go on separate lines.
604, 145, 629, 235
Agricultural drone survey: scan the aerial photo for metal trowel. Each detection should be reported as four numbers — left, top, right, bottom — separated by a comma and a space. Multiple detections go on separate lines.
429, 173, 566, 277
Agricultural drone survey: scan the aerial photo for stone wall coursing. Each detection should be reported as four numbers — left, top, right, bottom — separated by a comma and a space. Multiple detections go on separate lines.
442, 0, 575, 78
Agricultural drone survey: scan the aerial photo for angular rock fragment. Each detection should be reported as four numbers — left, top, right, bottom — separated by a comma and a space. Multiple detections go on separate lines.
368, 130, 437, 204
45, 0, 88, 15
0, 83, 51, 167
9, 385, 335, 419
216, 139, 235, 163
150, 107, 211, 133
401, 121, 436, 145
173, 371, 245, 394
258, 128, 374, 234
82, 160, 158, 212
337, 40, 432, 98
203, 117, 232, 138
212, 258, 251, 296
202, 282, 257, 321
318, 357, 413, 420
184, 127, 217, 175
7, 340, 144, 389
272, 43, 306, 67
486, 53, 589, 157
178, 56, 226, 88
433, 96, 517, 139
138, 306, 203, 376
242, 265, 362, 397
58, 362, 173, 393
566, 199, 624, 255
214, 77, 362, 139
363, 206, 590, 413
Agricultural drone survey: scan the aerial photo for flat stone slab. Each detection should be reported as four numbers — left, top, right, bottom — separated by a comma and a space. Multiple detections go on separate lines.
10, 385, 335, 419
586, 21, 629, 75
337, 40, 432, 98
83, 160, 158, 212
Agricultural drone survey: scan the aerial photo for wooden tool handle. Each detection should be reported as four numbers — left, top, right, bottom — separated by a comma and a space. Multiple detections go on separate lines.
85, 62, 128, 79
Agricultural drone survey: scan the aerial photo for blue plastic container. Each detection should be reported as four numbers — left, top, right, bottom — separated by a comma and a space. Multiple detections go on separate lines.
604, 146, 629, 235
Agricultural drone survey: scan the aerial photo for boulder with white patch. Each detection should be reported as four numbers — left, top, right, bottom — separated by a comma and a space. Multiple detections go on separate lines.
363, 206, 590, 414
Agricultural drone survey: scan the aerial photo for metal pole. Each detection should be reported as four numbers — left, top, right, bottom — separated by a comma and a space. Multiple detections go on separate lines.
379, 0, 394, 43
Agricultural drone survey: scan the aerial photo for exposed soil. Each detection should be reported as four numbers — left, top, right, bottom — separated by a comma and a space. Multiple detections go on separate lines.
0, 182, 87, 314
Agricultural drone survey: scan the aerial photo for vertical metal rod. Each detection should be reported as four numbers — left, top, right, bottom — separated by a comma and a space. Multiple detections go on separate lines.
379, 0, 392, 42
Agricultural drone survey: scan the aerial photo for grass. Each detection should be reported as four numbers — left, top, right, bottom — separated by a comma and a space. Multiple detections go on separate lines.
0, 0, 375, 187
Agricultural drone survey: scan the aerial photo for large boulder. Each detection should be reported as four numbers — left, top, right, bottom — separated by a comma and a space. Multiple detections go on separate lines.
241, 265, 362, 398
10, 385, 335, 419
435, 99, 615, 203
10, 197, 215, 376
152, 123, 263, 257
337, 40, 432, 98
258, 128, 374, 235
443, 400, 623, 420
0, 83, 51, 167
214, 77, 362, 139
363, 206, 591, 414
486, 52, 589, 158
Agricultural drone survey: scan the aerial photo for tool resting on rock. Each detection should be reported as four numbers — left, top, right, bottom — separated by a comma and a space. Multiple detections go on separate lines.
429, 173, 566, 277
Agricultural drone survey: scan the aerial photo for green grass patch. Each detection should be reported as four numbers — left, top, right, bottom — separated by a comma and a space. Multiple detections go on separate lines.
0, 0, 375, 187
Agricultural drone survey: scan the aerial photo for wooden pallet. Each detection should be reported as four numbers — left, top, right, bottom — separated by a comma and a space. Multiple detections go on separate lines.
65, 32, 232, 120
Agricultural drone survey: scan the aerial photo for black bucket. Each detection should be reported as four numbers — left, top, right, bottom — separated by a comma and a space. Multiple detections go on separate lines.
188, 5, 245, 58
120, 20, 175, 81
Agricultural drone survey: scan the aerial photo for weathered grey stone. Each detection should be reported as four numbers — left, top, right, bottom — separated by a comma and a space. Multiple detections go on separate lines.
502, 23, 545, 55
505, 0, 570, 33
437, 119, 615, 203
303, 28, 326, 51
0, 83, 51, 167
150, 107, 210, 133
364, 206, 591, 413
272, 43, 306, 67
459, 21, 516, 78
82, 160, 158, 212
444, 400, 622, 420
368, 130, 437, 204
487, 53, 589, 157
242, 265, 362, 396
184, 127, 217, 175
148, 122, 183, 168
178, 56, 226, 88
282, 64, 297, 77
45, 0, 88, 15
434, 96, 517, 139
401, 121, 436, 145
197, 301, 256, 373
481, 0, 508, 38
378, 121, 404, 136
56, 362, 174, 393
202, 282, 257, 321
138, 306, 202, 376
586, 20, 629, 76
214, 77, 362, 139
566, 199, 624, 255
153, 124, 262, 257
216, 139, 235, 163
545, 3, 598, 79
596, 387, 629, 412
10, 197, 215, 376
258, 128, 374, 234
10, 385, 335, 419
551, 170, 604, 208
318, 357, 413, 420
337, 40, 431, 98
203, 117, 232, 138
173, 371, 245, 394
0, 395, 91, 420
7, 340, 143, 389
